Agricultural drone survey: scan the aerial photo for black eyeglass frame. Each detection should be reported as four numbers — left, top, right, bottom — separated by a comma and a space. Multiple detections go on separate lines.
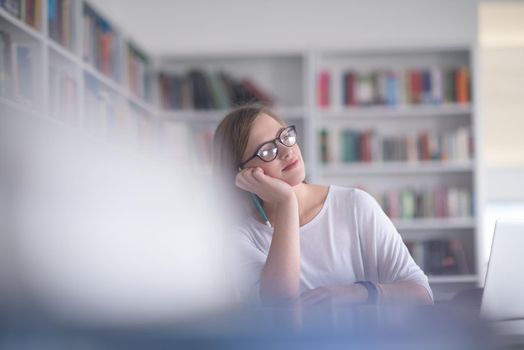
238, 125, 297, 169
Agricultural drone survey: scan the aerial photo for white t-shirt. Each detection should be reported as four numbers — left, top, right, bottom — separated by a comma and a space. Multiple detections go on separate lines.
232, 185, 433, 303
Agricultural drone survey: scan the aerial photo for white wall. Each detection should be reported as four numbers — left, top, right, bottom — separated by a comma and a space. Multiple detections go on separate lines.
477, 2, 524, 281
87, 0, 478, 55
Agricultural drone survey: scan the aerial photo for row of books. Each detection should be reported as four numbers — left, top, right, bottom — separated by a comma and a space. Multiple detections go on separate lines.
127, 43, 150, 100
126, 103, 156, 149
370, 187, 473, 220
317, 67, 471, 107
48, 0, 73, 50
83, 74, 156, 149
83, 73, 120, 136
82, 3, 121, 81
160, 122, 215, 164
0, 30, 34, 104
49, 63, 77, 124
1, 0, 41, 30
158, 70, 274, 110
319, 127, 473, 163
405, 239, 470, 276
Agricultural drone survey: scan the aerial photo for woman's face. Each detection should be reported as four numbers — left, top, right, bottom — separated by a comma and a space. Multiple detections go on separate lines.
240, 113, 305, 186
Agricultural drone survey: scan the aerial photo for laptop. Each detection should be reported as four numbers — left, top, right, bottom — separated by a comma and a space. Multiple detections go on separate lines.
481, 220, 524, 321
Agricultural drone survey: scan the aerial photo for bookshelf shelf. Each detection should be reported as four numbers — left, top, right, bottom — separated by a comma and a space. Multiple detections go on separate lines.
0, 95, 40, 117
81, 63, 154, 114
318, 103, 472, 120
428, 275, 478, 284
48, 39, 80, 66
0, 6, 43, 41
393, 218, 476, 231
319, 160, 474, 175
160, 106, 305, 123
161, 110, 232, 122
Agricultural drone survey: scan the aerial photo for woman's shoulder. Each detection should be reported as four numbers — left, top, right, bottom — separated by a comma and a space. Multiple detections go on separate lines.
328, 185, 373, 201
327, 185, 381, 212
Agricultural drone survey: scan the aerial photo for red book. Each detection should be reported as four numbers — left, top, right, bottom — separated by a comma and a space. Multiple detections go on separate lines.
410, 70, 422, 104
360, 131, 372, 162
346, 72, 356, 106
419, 131, 430, 161
318, 70, 330, 107
100, 33, 112, 76
388, 190, 400, 219
159, 74, 171, 109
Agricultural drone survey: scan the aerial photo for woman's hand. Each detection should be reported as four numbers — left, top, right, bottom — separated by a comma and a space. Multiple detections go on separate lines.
299, 284, 368, 307
235, 167, 294, 204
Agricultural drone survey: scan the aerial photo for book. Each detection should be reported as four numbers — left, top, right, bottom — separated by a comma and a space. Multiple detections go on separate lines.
319, 129, 329, 163
158, 70, 273, 111
0, 30, 12, 98
2, 0, 20, 18
332, 66, 470, 108
49, 64, 77, 125
83, 4, 121, 82
356, 72, 374, 105
317, 70, 330, 107
424, 239, 469, 275
456, 67, 470, 104
12, 43, 33, 104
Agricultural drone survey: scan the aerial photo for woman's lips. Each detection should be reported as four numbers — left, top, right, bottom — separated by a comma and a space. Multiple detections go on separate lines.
283, 159, 299, 172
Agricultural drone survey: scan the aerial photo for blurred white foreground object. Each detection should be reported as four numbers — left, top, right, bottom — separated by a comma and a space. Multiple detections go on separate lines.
1, 114, 236, 326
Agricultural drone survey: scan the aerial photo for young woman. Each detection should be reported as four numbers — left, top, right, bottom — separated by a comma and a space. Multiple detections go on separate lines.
213, 104, 433, 306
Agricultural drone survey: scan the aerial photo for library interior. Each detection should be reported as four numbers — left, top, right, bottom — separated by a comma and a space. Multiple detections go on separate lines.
1, 0, 524, 349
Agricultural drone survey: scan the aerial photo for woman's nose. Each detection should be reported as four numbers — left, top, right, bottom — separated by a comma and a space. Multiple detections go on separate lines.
278, 143, 293, 159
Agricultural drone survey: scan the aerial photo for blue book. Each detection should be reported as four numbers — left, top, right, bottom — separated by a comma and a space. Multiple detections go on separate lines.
421, 70, 432, 104
385, 72, 398, 106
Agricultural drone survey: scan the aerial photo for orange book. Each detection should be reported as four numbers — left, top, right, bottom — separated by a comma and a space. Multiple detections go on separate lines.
456, 67, 470, 104
34, 0, 42, 30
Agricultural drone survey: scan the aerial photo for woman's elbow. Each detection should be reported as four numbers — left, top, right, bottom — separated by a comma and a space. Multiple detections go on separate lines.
259, 284, 300, 306
416, 284, 434, 305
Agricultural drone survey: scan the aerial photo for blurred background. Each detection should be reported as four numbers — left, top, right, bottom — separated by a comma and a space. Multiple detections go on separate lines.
1, 0, 524, 345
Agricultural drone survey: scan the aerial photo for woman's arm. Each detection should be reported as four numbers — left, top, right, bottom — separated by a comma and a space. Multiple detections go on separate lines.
377, 281, 433, 304
235, 167, 301, 305
259, 194, 300, 304
299, 281, 432, 306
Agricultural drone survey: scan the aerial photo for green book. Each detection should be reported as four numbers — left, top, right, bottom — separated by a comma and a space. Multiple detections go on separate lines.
342, 130, 359, 163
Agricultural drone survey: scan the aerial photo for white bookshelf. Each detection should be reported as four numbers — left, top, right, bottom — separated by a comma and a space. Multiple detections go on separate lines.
1, 0, 157, 152
153, 47, 480, 298
393, 217, 476, 231
310, 47, 479, 300
155, 53, 312, 168
428, 274, 478, 284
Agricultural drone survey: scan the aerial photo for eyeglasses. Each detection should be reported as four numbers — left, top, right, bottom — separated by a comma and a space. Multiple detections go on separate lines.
239, 125, 297, 169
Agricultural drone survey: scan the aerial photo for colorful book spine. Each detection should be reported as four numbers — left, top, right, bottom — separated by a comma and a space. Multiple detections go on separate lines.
317, 70, 330, 107
371, 186, 474, 220
158, 70, 273, 111
320, 127, 474, 164
323, 66, 472, 108
0, 30, 12, 98
83, 4, 121, 82
49, 64, 77, 124
127, 44, 150, 101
